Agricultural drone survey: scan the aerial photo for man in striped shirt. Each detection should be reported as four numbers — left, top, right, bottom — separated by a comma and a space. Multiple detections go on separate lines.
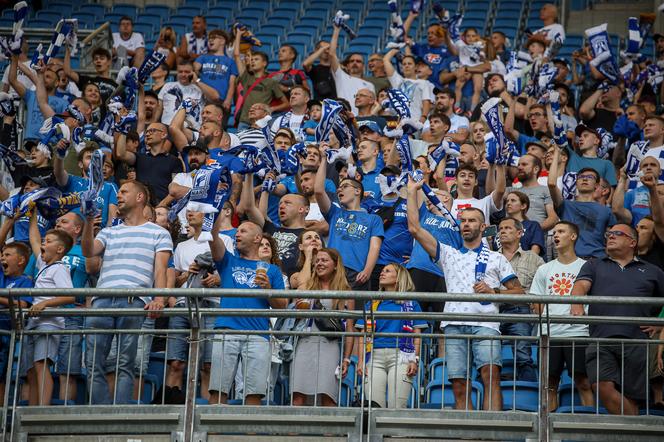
82, 180, 172, 404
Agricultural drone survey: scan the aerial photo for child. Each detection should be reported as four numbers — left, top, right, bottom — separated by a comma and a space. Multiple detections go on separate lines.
449, 27, 486, 113
303, 100, 322, 142
12, 175, 51, 244
23, 211, 74, 405
0, 242, 33, 401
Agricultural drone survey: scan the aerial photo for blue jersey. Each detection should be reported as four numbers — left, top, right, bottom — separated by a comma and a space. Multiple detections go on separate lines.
373, 199, 413, 266
195, 54, 238, 100
406, 205, 461, 276
0, 273, 33, 330
62, 174, 118, 227
559, 200, 616, 258
411, 43, 450, 89
324, 204, 384, 272
214, 253, 285, 334
13, 213, 50, 243
23, 89, 68, 140
356, 300, 428, 349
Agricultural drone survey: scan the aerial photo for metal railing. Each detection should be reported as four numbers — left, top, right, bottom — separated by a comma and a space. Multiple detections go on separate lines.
1, 288, 664, 442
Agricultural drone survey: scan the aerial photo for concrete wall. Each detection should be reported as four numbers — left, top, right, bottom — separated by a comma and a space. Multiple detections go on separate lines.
565, 0, 660, 37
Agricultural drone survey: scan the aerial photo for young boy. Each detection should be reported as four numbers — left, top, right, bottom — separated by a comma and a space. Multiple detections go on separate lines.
303, 100, 322, 142
0, 242, 33, 401
24, 211, 74, 405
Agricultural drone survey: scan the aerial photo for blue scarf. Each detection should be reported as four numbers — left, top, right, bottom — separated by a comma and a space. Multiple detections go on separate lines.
333, 11, 357, 40
411, 169, 459, 229
315, 99, 343, 143
0, 143, 30, 170
562, 172, 577, 200
168, 190, 191, 223
80, 149, 104, 218
187, 31, 208, 55
547, 91, 568, 148
586, 23, 619, 83
188, 165, 232, 241
398, 300, 416, 363
138, 51, 167, 84
475, 243, 491, 305
625, 140, 650, 185
481, 98, 516, 165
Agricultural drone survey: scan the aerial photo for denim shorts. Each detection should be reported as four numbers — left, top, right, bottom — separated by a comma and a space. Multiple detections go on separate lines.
20, 325, 61, 376
444, 325, 502, 380
0, 332, 10, 380
56, 316, 84, 376
208, 333, 270, 398
166, 302, 217, 364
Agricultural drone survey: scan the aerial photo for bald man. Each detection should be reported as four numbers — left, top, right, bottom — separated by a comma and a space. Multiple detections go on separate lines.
533, 3, 565, 48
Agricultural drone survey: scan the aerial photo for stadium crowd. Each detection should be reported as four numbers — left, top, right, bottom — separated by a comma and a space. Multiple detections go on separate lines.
1, 0, 664, 415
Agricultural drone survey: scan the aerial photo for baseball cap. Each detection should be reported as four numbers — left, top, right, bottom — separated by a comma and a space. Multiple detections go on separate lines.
574, 124, 600, 139
357, 120, 383, 136
552, 57, 570, 69
184, 139, 209, 154
654, 33, 664, 42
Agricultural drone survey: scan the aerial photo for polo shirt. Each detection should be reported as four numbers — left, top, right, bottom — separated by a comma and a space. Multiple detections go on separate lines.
134, 150, 184, 202
355, 300, 428, 348
576, 256, 664, 338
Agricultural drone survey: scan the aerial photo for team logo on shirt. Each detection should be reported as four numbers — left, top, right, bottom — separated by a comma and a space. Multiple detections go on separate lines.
425, 54, 442, 65
232, 268, 257, 288
548, 272, 577, 296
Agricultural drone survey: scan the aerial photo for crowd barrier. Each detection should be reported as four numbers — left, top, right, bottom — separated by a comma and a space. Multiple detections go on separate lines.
1, 288, 664, 441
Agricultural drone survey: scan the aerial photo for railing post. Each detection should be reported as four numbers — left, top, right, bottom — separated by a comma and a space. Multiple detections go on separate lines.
538, 333, 550, 442
182, 297, 202, 442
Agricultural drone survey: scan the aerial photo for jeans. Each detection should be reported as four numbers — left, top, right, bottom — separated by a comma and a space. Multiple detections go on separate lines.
499, 304, 537, 382
85, 297, 145, 404
56, 316, 84, 376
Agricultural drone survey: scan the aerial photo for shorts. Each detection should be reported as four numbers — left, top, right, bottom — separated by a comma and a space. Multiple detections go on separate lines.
209, 333, 270, 398
548, 340, 588, 379
444, 325, 502, 380
585, 340, 649, 401
344, 267, 371, 292
20, 325, 61, 376
166, 301, 217, 364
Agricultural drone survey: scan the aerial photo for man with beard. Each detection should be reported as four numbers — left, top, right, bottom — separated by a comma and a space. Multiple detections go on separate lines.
408, 178, 523, 411
170, 103, 241, 153
240, 172, 309, 277
329, 23, 375, 115
303, 41, 337, 100
138, 90, 162, 135
423, 88, 468, 144
116, 122, 184, 204
82, 180, 172, 404
508, 154, 558, 230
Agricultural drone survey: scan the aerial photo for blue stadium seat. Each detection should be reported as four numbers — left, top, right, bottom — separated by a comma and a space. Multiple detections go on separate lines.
168, 15, 195, 28
528, 19, 545, 30
493, 26, 518, 40
147, 352, 166, 393
143, 5, 172, 21
261, 25, 287, 37
240, 7, 267, 20
139, 374, 159, 404
361, 26, 385, 38
234, 16, 261, 29
77, 4, 107, 19
425, 379, 483, 409
35, 11, 63, 24
103, 13, 127, 25
268, 18, 293, 31
301, 10, 328, 22
463, 19, 487, 29
556, 405, 609, 414
133, 23, 154, 39
207, 16, 228, 29
27, 19, 53, 28
494, 18, 516, 29
280, 0, 304, 12
141, 14, 163, 30
45, 2, 73, 16
174, 7, 203, 18
364, 17, 389, 28
208, 6, 234, 17
464, 10, 488, 20
0, 18, 13, 28
110, 4, 138, 18
292, 25, 320, 37
501, 381, 539, 411
1, 9, 12, 19
498, 10, 521, 20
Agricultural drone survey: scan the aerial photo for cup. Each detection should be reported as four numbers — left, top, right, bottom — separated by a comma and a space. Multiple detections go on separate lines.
255, 261, 269, 279
295, 299, 312, 310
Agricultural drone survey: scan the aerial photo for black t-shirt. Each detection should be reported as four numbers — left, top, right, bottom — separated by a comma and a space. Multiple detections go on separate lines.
77, 75, 118, 104
577, 256, 664, 338
586, 108, 618, 133
134, 151, 184, 204
639, 236, 664, 270
306, 64, 336, 100
263, 219, 304, 278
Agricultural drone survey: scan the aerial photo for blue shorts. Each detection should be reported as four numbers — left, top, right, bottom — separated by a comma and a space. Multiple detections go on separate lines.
166, 301, 217, 364
444, 325, 502, 380
56, 316, 84, 376
0, 332, 10, 381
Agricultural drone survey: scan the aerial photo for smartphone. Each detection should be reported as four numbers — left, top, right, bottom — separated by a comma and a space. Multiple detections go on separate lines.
483, 225, 498, 238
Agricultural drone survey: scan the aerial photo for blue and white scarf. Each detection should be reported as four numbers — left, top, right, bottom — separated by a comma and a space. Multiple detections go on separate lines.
623, 17, 641, 59
315, 99, 343, 143
481, 98, 516, 165
187, 32, 208, 55
562, 172, 577, 200
0, 143, 29, 171
80, 149, 104, 218
116, 66, 139, 110
547, 90, 568, 148
475, 243, 491, 305
333, 10, 357, 40
138, 51, 167, 84
188, 164, 232, 241
38, 116, 70, 160
625, 139, 650, 182
586, 23, 620, 84
397, 300, 416, 363
411, 169, 459, 228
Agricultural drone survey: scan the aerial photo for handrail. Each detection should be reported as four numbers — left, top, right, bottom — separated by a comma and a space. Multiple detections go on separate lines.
3, 288, 664, 306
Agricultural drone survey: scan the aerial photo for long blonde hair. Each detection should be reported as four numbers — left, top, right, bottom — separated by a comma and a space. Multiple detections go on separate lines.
302, 248, 350, 310
379, 263, 415, 294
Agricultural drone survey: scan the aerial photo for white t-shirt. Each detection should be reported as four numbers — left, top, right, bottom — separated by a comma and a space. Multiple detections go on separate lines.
643, 145, 664, 183
270, 112, 307, 142
306, 201, 324, 221
332, 66, 375, 115
158, 81, 203, 125
422, 113, 469, 134
452, 193, 501, 223
112, 32, 145, 52
529, 258, 588, 337
27, 256, 73, 329
387, 72, 433, 122
435, 243, 517, 330
2, 61, 35, 96
535, 23, 566, 45
172, 172, 193, 234
172, 235, 215, 304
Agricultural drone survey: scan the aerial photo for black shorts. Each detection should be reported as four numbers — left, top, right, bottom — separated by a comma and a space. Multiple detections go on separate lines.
585, 341, 649, 401
548, 341, 588, 380
344, 266, 371, 292
408, 268, 446, 313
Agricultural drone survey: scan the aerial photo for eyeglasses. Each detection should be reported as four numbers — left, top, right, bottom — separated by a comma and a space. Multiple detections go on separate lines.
604, 230, 635, 240
145, 128, 164, 134
577, 174, 597, 181
338, 183, 359, 190
354, 93, 373, 98
527, 112, 545, 118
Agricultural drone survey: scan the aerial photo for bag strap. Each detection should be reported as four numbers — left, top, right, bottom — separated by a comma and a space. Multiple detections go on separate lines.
234, 74, 268, 122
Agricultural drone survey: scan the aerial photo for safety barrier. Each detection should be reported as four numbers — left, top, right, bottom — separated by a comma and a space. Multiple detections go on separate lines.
1, 288, 664, 441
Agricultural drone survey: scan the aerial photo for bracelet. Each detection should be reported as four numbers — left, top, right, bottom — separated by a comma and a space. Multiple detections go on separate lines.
343, 358, 351, 364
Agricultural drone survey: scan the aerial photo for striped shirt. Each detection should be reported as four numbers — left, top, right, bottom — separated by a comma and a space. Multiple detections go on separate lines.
237, 127, 268, 148
95, 222, 172, 303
